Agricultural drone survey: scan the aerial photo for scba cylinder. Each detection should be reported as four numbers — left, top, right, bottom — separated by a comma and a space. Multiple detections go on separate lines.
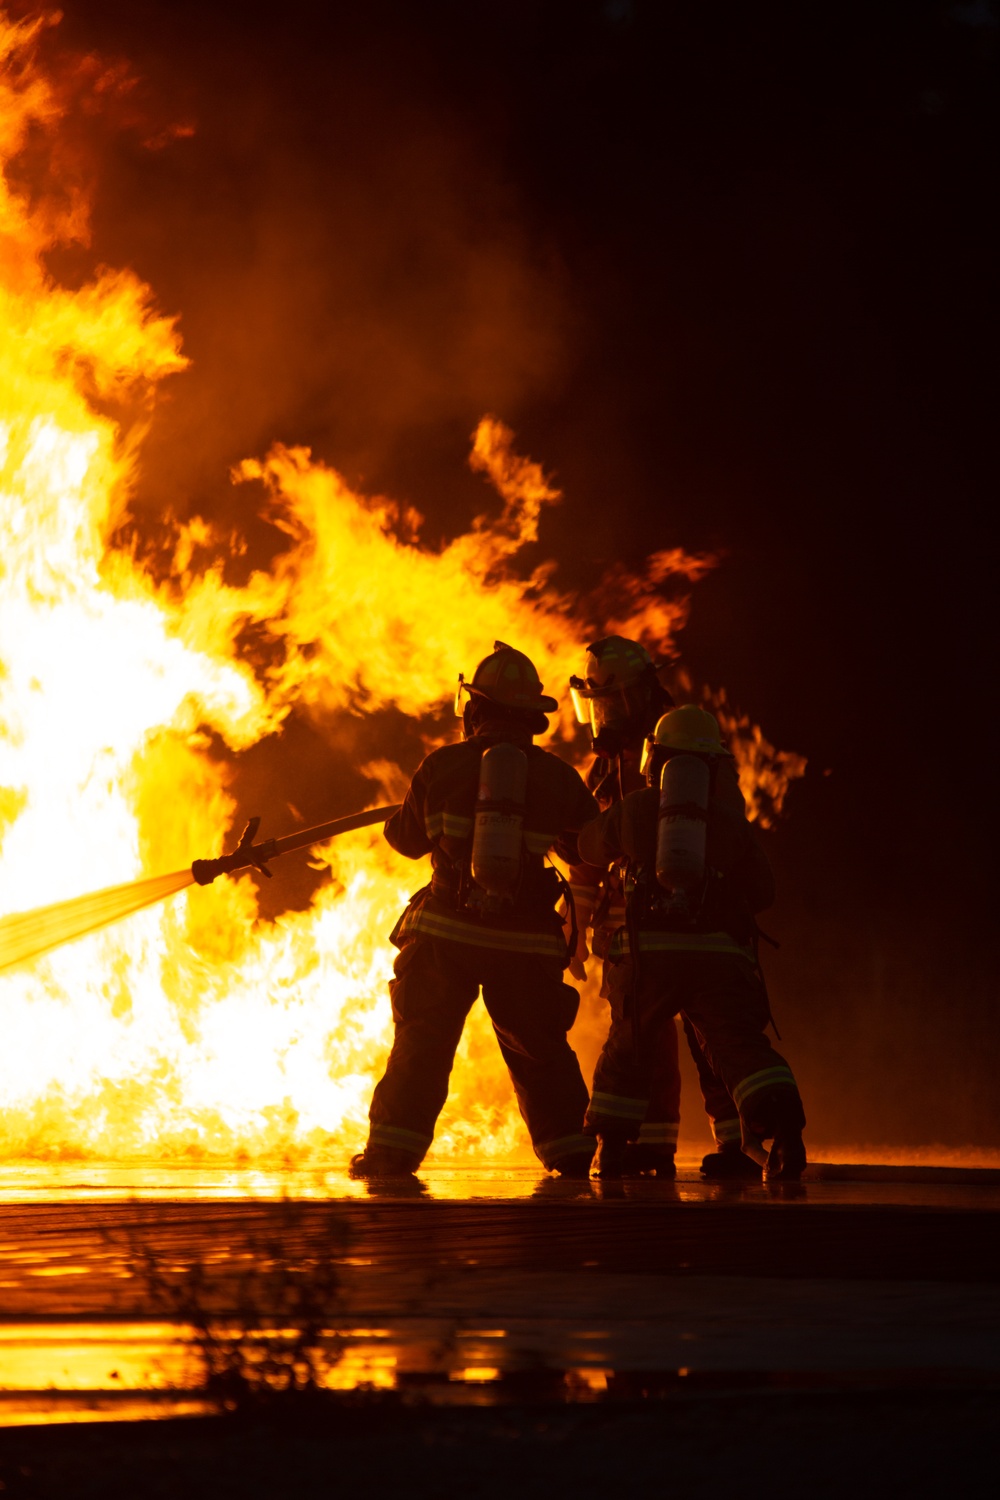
471, 742, 528, 901
656, 753, 710, 902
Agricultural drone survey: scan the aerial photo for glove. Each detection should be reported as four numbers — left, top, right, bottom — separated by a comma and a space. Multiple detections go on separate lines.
566, 922, 590, 982
562, 895, 595, 983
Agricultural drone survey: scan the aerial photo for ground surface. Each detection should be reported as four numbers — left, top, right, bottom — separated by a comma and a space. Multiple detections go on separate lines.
0, 1165, 998, 1494
1, 1390, 999, 1499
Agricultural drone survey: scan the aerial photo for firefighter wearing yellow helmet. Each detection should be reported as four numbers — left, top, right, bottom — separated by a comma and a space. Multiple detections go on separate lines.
578, 706, 807, 1182
567, 642, 752, 1178
569, 635, 666, 759
566, 636, 681, 1176
350, 643, 599, 1181
640, 703, 734, 761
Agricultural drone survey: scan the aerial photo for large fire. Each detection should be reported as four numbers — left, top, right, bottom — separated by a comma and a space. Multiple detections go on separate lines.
0, 12, 803, 1165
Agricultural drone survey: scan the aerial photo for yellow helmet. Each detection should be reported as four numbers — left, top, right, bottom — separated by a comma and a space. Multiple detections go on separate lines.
640, 705, 732, 777
569, 635, 653, 724
455, 641, 558, 716
569, 635, 673, 753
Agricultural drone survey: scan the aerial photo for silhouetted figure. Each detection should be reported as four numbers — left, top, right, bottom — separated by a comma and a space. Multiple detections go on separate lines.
350, 644, 598, 1180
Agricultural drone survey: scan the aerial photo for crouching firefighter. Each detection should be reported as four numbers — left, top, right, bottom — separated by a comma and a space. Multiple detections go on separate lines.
568, 639, 754, 1180
580, 705, 806, 1182
349, 643, 600, 1181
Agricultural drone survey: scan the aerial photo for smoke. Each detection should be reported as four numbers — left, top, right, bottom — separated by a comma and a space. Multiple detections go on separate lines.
47, 1, 574, 547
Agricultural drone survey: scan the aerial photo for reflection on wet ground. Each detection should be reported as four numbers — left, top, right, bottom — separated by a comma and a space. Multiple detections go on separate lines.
4, 1271, 1000, 1426
1, 1161, 999, 1207
1, 1163, 999, 1425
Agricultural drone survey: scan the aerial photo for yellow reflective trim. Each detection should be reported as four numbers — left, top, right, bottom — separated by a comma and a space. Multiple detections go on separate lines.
732, 1066, 796, 1109
424, 811, 473, 840
442, 814, 473, 836
424, 813, 552, 850
400, 905, 566, 957
369, 1124, 432, 1153
537, 1133, 594, 1167
712, 1118, 743, 1144
637, 1122, 679, 1144
612, 929, 755, 962
589, 1090, 648, 1120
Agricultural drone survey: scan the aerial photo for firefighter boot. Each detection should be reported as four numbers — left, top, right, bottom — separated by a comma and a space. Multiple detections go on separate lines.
701, 1144, 762, 1180
348, 1145, 420, 1179
593, 1136, 628, 1180
551, 1151, 595, 1179
763, 1131, 807, 1182
623, 1143, 677, 1179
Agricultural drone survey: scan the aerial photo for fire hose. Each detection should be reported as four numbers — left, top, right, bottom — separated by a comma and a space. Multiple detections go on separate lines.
190, 805, 400, 884
0, 803, 400, 976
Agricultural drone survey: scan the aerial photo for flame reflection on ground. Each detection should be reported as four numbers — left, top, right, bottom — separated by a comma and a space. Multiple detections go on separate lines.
0, 1315, 625, 1424
1, 1163, 999, 1426
0, 1158, 998, 1204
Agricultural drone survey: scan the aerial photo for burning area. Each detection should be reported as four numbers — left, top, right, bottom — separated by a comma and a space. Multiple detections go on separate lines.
0, 8, 808, 1168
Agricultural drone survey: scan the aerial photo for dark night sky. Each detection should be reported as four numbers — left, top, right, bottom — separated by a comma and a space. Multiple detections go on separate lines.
31, 0, 999, 1148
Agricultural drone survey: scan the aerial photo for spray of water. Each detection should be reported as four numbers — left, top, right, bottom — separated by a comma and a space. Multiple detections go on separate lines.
0, 870, 194, 976
0, 804, 400, 975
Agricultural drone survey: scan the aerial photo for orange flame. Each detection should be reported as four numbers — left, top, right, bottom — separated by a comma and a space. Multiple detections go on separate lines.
0, 11, 805, 1164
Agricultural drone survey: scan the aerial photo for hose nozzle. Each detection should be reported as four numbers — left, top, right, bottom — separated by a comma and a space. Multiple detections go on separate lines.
191, 817, 277, 886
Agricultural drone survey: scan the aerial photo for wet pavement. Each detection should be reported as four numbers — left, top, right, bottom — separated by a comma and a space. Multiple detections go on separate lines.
2, 1159, 999, 1205
0, 1162, 998, 1424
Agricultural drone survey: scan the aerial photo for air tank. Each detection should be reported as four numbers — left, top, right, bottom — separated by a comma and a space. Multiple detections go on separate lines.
656, 753, 710, 913
471, 742, 528, 903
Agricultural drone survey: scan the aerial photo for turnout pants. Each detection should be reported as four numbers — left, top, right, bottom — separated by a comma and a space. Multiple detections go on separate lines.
368, 936, 593, 1169
683, 1017, 743, 1150
587, 952, 804, 1145
640, 1016, 741, 1154
598, 947, 680, 1154
600, 947, 736, 1155
636, 1018, 681, 1154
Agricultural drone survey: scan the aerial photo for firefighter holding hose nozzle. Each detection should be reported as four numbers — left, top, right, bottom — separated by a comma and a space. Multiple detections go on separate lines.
580, 705, 806, 1182
568, 639, 756, 1179
350, 643, 599, 1181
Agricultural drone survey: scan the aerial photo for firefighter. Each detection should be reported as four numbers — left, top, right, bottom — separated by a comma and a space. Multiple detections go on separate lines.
580, 705, 806, 1182
568, 639, 754, 1179
350, 643, 599, 1180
